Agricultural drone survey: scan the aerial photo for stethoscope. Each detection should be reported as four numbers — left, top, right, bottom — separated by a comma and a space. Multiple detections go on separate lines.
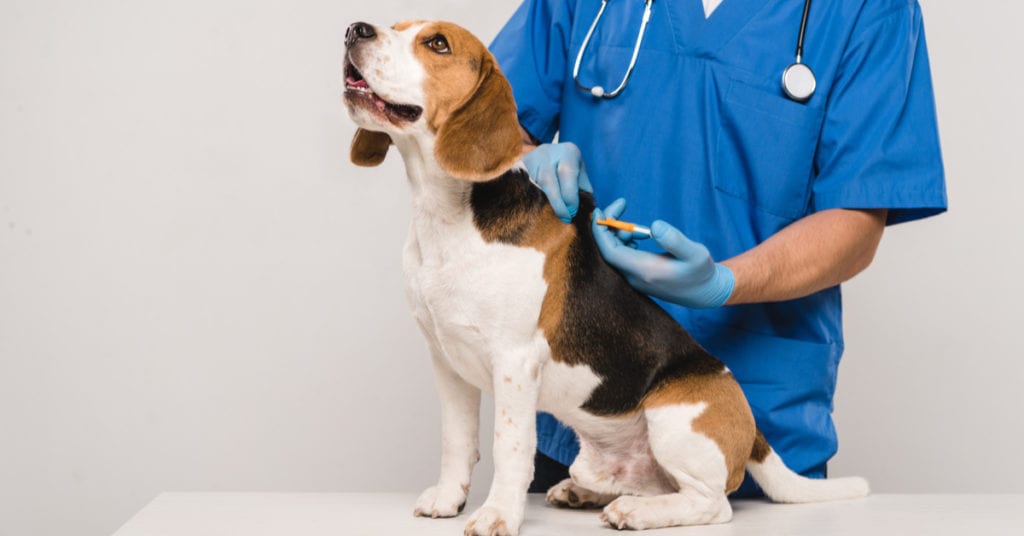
573, 0, 817, 103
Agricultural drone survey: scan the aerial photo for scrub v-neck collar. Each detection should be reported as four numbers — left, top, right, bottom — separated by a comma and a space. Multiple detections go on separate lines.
675, 0, 772, 56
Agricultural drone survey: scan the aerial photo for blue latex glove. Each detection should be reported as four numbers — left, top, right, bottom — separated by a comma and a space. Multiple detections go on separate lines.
522, 142, 594, 223
592, 198, 735, 309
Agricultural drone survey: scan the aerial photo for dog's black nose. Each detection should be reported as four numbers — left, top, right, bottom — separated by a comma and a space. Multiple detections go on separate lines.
346, 22, 376, 48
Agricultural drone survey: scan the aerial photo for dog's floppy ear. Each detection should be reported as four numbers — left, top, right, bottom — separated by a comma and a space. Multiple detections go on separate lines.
351, 128, 392, 167
435, 54, 521, 181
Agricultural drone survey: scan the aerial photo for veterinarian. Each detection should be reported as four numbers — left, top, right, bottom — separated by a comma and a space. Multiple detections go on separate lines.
490, 0, 947, 496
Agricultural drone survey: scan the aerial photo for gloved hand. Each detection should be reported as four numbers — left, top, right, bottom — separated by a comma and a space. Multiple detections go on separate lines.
592, 198, 735, 308
522, 142, 594, 223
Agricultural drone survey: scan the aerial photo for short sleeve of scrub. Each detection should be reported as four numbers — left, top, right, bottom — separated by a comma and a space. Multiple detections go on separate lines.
489, 0, 574, 143
812, 4, 948, 225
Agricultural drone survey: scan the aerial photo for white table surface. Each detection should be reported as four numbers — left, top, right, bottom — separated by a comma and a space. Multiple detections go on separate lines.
112, 492, 1024, 536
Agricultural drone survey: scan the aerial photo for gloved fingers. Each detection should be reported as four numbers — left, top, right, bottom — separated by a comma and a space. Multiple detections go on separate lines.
523, 142, 589, 223
555, 143, 584, 218
603, 198, 628, 220
612, 228, 640, 248
609, 246, 677, 294
535, 164, 573, 222
592, 208, 628, 258
596, 199, 636, 242
523, 156, 543, 194
556, 156, 582, 221
650, 220, 709, 261
594, 208, 665, 274
601, 199, 650, 241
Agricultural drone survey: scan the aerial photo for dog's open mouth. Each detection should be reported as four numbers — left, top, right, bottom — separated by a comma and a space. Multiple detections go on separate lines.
344, 61, 423, 123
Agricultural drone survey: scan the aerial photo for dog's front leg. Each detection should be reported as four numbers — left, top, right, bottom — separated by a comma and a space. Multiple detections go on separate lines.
415, 352, 481, 518
464, 354, 542, 536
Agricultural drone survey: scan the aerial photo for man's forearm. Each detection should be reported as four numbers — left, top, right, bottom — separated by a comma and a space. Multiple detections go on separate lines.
721, 208, 888, 305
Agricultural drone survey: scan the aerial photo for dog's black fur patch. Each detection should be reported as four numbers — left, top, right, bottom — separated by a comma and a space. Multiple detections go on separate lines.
471, 169, 725, 416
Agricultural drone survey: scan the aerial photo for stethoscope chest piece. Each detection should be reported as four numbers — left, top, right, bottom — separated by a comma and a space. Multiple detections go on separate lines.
782, 62, 816, 102
782, 0, 817, 103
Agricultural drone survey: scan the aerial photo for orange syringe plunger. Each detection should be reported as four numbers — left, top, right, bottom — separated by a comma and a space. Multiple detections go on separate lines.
596, 218, 652, 237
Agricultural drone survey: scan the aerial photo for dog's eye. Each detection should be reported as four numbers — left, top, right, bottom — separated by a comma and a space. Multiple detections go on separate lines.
425, 35, 450, 54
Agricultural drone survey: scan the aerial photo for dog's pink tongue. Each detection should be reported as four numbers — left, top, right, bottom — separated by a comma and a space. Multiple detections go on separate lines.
346, 76, 368, 88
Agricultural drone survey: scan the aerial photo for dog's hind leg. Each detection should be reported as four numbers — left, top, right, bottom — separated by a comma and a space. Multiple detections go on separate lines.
559, 429, 674, 504
600, 401, 739, 529
545, 478, 617, 509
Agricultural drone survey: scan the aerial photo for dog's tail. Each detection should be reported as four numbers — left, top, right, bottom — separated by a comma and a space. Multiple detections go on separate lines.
746, 430, 870, 503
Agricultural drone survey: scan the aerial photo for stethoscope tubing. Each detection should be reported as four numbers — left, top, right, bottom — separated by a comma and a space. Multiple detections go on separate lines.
572, 0, 654, 99
795, 0, 812, 64
574, 0, 817, 103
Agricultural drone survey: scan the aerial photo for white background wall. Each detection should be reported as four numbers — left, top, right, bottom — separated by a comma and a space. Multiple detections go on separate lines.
0, 1, 1021, 535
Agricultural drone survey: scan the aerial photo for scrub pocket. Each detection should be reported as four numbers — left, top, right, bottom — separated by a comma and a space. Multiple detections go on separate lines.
714, 80, 825, 220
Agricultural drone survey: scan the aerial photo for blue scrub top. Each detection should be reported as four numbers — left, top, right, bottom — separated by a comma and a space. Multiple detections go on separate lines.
490, 0, 947, 489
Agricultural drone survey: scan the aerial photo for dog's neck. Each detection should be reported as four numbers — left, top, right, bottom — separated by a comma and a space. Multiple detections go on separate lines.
391, 130, 474, 225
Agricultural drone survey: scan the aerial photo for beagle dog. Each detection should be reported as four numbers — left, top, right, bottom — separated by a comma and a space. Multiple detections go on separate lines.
342, 20, 868, 536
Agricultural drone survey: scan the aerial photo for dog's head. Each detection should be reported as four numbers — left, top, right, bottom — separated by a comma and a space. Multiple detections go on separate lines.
342, 20, 522, 181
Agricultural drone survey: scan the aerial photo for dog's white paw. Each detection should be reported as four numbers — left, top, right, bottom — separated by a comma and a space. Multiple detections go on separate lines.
464, 504, 520, 536
413, 483, 468, 518
599, 496, 650, 531
545, 478, 615, 509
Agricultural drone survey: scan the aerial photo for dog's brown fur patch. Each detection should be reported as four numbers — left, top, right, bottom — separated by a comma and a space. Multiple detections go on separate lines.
525, 213, 575, 348
411, 22, 521, 180
412, 22, 485, 132
643, 373, 756, 494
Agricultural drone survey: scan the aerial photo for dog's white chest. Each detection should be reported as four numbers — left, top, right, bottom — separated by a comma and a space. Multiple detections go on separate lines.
403, 211, 549, 392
